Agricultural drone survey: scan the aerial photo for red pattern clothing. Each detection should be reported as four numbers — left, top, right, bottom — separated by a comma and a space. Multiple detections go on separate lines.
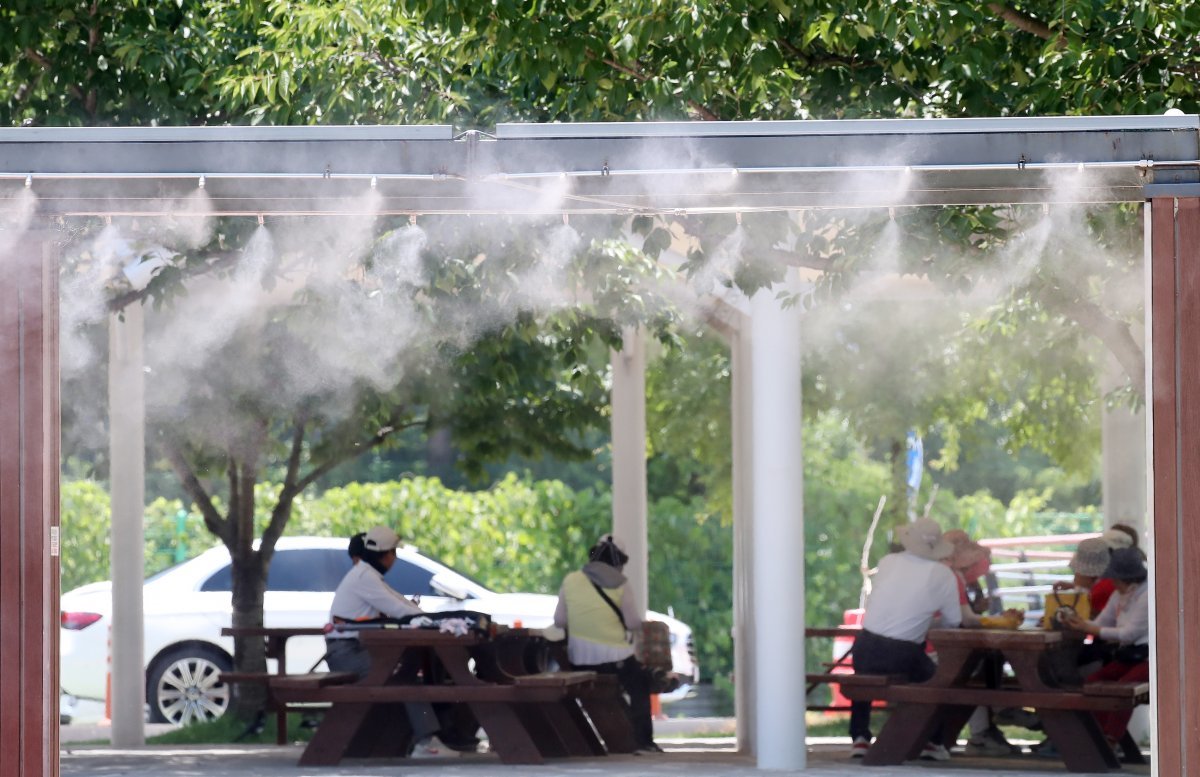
1090, 578, 1117, 615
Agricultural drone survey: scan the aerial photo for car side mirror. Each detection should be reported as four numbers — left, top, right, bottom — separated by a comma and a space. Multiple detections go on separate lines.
430, 572, 469, 600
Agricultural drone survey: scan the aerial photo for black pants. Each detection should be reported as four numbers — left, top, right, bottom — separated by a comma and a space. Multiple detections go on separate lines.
577, 656, 654, 748
849, 629, 938, 742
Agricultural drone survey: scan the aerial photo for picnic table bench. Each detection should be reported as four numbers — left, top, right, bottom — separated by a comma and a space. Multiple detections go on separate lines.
226, 625, 636, 765
837, 628, 1148, 772
218, 626, 331, 744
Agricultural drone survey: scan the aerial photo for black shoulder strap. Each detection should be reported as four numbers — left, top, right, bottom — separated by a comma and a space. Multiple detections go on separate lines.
590, 579, 628, 630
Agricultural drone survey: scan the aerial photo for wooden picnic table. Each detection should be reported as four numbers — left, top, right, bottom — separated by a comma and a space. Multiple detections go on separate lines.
846, 628, 1136, 772
265, 626, 626, 765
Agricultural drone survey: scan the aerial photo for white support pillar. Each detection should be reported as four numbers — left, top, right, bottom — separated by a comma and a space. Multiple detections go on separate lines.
749, 281, 806, 769
109, 304, 146, 747
610, 327, 649, 615
730, 310, 757, 754
1100, 355, 1147, 538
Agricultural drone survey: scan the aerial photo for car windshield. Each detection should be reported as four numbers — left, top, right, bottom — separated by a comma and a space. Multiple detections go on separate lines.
412, 548, 492, 594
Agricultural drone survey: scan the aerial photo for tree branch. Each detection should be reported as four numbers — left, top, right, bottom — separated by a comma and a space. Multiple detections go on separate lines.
987, 3, 1068, 49
1040, 279, 1144, 396
293, 418, 424, 494
163, 438, 230, 544
23, 48, 52, 70
106, 250, 245, 314
586, 50, 721, 121
259, 416, 309, 556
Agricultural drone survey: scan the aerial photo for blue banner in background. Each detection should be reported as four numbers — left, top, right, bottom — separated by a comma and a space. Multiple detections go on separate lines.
906, 430, 923, 518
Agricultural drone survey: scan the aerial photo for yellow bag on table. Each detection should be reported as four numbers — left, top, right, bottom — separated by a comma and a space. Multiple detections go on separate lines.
1043, 589, 1090, 630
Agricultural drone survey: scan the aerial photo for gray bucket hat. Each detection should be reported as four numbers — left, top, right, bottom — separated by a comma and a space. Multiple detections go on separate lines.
1069, 537, 1112, 578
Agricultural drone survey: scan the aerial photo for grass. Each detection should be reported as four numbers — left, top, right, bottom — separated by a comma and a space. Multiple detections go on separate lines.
146, 712, 318, 745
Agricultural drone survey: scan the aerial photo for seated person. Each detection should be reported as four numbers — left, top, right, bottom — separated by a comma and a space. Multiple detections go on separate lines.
944, 531, 1021, 756
1062, 547, 1150, 753
1090, 524, 1141, 613
848, 517, 962, 761
1052, 536, 1114, 671
325, 525, 459, 758
553, 533, 661, 754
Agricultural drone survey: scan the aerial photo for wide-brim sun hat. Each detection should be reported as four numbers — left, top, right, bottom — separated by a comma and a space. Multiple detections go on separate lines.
901, 517, 955, 561
363, 525, 400, 552
1069, 537, 1111, 578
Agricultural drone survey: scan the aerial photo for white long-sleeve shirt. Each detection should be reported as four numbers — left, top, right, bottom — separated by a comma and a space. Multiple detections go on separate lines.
1095, 581, 1149, 645
328, 562, 422, 639
862, 551, 963, 643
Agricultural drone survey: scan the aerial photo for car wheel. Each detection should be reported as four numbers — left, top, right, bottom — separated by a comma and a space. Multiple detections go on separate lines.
146, 646, 231, 726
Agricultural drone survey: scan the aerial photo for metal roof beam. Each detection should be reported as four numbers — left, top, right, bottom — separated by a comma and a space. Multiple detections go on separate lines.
0, 116, 1195, 215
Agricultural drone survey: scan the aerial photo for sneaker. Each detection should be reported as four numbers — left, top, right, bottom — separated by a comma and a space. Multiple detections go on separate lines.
965, 727, 1018, 757
411, 735, 461, 759
850, 737, 871, 759
920, 743, 951, 762
995, 707, 1042, 730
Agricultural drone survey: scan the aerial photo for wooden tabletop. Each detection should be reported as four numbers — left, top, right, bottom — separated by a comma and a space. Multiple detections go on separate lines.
928, 627, 1067, 649
221, 626, 329, 638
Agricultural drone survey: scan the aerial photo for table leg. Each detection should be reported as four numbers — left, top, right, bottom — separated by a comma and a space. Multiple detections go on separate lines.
1040, 710, 1121, 773
938, 704, 976, 750
517, 699, 605, 757
578, 691, 638, 753
468, 701, 545, 764
346, 702, 412, 758
298, 703, 372, 766
862, 703, 941, 765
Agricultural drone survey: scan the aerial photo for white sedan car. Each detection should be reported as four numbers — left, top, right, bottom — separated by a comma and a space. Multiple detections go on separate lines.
60, 536, 699, 726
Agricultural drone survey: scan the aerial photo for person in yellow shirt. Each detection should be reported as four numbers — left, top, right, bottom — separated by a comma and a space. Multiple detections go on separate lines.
553, 534, 660, 754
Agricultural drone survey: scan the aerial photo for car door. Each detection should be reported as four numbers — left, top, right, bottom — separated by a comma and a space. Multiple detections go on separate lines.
200, 548, 350, 672
262, 549, 351, 672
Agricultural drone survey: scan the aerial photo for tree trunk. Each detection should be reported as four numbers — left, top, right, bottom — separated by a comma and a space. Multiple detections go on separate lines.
229, 547, 268, 721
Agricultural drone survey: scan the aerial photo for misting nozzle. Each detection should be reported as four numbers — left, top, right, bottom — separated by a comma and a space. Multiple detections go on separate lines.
198, 175, 206, 189
562, 213, 569, 225
735, 212, 742, 226
24, 175, 32, 188
370, 176, 378, 190
409, 213, 418, 225
257, 214, 265, 227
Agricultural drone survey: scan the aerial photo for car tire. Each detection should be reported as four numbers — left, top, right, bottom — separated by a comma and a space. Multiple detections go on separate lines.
146, 646, 232, 726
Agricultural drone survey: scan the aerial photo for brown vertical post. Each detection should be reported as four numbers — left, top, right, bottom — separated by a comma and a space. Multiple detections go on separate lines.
0, 236, 60, 777
1149, 192, 1200, 776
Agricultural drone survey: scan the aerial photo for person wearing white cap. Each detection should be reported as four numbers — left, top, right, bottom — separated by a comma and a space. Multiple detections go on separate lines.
325, 525, 459, 759
847, 517, 962, 761
553, 534, 660, 754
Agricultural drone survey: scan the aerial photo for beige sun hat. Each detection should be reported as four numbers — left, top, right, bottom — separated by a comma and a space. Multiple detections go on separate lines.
901, 517, 955, 561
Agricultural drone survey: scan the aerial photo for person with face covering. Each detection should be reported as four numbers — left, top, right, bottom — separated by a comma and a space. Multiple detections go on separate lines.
325, 526, 459, 759
553, 533, 661, 754
1061, 547, 1151, 753
848, 518, 963, 761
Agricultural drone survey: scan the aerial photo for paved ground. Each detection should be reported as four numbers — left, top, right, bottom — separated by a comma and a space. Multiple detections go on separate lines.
60, 738, 1149, 777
